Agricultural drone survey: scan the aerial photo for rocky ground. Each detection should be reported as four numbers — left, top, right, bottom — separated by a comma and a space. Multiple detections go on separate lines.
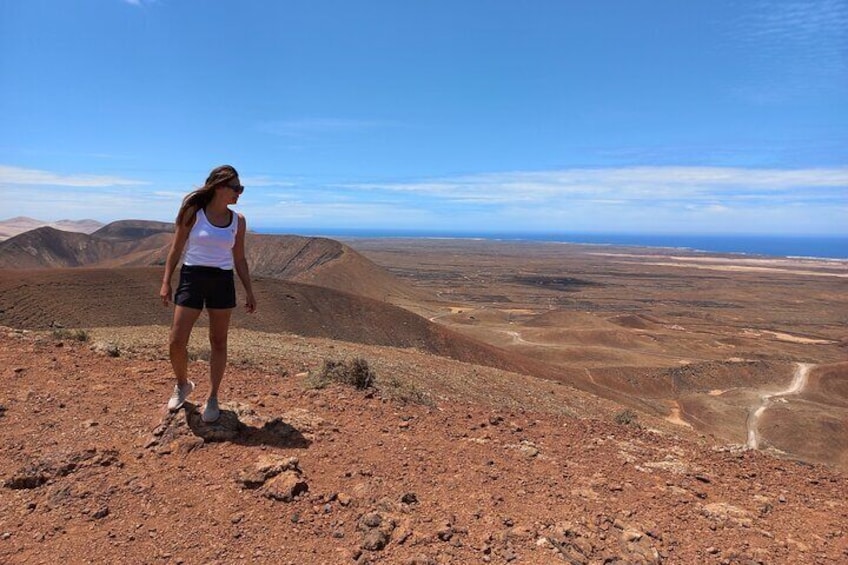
1, 328, 847, 564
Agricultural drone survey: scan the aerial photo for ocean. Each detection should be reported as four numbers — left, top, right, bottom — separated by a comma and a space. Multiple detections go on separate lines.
254, 229, 848, 260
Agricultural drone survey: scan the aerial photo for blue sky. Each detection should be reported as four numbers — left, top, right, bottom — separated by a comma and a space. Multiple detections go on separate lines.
1, 0, 846, 235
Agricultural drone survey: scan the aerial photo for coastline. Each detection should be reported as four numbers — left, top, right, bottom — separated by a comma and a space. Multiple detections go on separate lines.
254, 228, 848, 261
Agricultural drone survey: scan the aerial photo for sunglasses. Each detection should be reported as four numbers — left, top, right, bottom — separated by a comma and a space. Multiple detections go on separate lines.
226, 182, 245, 194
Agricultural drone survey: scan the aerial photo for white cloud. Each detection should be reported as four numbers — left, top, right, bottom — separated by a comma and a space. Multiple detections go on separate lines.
241, 200, 433, 228
344, 166, 848, 206
2, 164, 845, 234
0, 165, 148, 187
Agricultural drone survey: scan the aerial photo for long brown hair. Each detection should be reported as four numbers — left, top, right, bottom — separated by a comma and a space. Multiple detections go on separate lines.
176, 165, 239, 226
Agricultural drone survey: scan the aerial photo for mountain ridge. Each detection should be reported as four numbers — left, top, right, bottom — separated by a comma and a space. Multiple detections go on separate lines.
0, 216, 103, 241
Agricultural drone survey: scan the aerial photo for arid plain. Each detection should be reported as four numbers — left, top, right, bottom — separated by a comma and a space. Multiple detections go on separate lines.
1, 220, 847, 564
343, 238, 848, 469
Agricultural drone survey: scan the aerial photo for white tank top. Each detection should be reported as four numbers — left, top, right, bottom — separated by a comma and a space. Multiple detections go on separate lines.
182, 208, 237, 270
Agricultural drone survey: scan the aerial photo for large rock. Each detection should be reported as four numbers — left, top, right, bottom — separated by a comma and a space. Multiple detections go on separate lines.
262, 470, 308, 502
237, 456, 301, 489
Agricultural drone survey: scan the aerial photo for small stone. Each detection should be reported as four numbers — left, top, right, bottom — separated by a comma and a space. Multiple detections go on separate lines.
401, 492, 418, 505
361, 512, 382, 529
93, 506, 109, 519
361, 530, 389, 551
338, 493, 352, 506
535, 537, 551, 547
622, 529, 643, 542
706, 546, 720, 554
519, 444, 539, 458
1, 532, 11, 540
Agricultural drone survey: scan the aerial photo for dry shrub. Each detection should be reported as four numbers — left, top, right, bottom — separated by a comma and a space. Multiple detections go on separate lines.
381, 376, 435, 407
310, 357, 376, 390
52, 328, 89, 342
614, 409, 639, 426
306, 357, 434, 406
188, 348, 211, 362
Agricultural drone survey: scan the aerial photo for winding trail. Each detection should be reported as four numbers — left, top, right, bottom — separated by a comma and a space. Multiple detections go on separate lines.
746, 362, 813, 450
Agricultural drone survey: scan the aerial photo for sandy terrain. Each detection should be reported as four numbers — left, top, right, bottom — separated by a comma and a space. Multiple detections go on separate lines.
342, 238, 848, 469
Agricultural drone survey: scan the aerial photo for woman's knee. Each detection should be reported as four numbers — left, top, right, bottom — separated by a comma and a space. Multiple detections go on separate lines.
169, 329, 189, 350
209, 334, 228, 352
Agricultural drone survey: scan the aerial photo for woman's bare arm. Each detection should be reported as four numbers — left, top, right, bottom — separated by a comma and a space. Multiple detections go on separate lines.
160, 211, 194, 306
233, 213, 256, 313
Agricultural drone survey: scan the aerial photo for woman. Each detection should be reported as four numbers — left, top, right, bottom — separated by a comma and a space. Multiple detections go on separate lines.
160, 165, 257, 423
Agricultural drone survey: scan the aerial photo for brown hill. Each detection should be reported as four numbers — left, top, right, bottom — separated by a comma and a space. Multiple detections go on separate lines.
0, 227, 118, 268
247, 234, 429, 304
91, 219, 174, 240
0, 220, 428, 305
0, 267, 578, 384
0, 225, 174, 270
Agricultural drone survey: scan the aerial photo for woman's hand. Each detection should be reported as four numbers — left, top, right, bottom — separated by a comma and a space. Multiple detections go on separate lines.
160, 282, 172, 307
244, 291, 257, 314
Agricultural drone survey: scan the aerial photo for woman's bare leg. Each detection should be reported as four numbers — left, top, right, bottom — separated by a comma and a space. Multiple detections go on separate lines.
206, 308, 233, 397
169, 305, 202, 385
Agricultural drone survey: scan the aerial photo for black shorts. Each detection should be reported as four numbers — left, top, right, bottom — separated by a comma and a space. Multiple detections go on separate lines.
174, 265, 236, 310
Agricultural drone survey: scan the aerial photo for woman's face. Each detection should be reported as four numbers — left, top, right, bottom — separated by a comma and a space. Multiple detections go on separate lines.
220, 177, 244, 205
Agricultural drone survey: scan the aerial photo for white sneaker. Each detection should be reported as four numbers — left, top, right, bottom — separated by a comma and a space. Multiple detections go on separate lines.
167, 380, 195, 411
202, 397, 220, 423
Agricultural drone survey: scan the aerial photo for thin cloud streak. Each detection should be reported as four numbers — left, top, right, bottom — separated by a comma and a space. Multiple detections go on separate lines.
729, 0, 848, 101
345, 166, 848, 205
0, 165, 148, 187
2, 165, 845, 234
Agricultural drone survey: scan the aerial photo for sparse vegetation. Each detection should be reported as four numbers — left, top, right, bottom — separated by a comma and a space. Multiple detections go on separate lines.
381, 376, 435, 407
308, 357, 376, 390
52, 328, 89, 342
188, 348, 211, 363
93, 341, 121, 357
305, 357, 435, 406
614, 409, 639, 427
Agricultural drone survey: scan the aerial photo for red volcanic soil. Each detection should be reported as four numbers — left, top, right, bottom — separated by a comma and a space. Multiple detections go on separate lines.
1, 330, 847, 564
